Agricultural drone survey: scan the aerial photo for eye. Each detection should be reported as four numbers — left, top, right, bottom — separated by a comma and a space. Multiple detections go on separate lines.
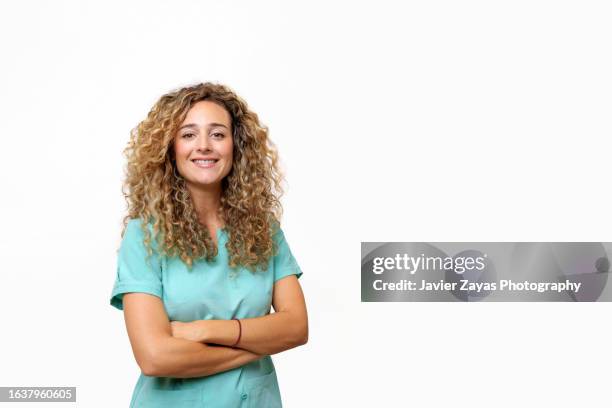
182, 133, 196, 139
212, 132, 225, 139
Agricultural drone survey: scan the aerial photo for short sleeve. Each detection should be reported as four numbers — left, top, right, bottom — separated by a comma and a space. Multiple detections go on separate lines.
109, 218, 163, 311
272, 227, 303, 283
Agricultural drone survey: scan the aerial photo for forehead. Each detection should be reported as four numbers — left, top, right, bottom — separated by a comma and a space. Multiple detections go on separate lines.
181, 100, 231, 127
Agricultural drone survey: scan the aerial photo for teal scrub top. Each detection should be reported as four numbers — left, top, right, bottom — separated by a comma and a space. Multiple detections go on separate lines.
110, 218, 303, 408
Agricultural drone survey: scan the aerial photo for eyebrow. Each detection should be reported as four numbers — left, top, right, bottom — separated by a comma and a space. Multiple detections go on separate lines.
178, 122, 229, 130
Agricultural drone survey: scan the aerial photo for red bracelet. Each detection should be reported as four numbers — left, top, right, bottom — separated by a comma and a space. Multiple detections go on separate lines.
231, 319, 242, 347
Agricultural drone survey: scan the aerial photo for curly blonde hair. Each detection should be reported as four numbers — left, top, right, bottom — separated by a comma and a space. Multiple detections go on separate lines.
121, 82, 284, 272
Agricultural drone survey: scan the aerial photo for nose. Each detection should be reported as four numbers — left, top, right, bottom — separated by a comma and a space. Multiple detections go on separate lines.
196, 133, 211, 152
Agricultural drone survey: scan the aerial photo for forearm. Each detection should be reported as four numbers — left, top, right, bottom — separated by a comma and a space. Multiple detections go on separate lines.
201, 312, 307, 355
148, 336, 263, 378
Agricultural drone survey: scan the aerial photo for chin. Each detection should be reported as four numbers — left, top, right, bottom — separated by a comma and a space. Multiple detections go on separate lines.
190, 177, 222, 187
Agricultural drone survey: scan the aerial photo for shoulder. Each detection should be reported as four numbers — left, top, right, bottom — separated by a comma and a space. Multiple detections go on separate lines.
271, 223, 298, 256
122, 218, 146, 240
270, 222, 288, 245
118, 218, 164, 266
123, 217, 156, 236
121, 217, 160, 249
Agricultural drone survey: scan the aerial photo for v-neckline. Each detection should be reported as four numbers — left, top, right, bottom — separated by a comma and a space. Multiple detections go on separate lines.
214, 227, 226, 247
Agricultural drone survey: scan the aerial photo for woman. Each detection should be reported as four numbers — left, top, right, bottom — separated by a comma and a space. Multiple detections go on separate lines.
109, 82, 308, 408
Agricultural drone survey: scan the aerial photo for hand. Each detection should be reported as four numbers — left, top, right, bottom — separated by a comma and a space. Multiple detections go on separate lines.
170, 320, 207, 342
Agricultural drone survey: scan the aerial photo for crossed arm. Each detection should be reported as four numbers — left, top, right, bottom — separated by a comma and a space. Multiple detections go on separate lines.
122, 275, 308, 378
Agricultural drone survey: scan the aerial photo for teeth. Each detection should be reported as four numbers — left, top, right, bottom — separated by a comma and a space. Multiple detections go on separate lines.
194, 160, 216, 164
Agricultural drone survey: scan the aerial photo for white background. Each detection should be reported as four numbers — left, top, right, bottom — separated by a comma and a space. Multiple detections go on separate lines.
1, 1, 611, 407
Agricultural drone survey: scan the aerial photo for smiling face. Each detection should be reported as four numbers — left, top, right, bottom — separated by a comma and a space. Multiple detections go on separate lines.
173, 100, 234, 191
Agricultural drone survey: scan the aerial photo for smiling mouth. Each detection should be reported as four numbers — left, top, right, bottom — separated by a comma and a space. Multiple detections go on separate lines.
192, 159, 218, 168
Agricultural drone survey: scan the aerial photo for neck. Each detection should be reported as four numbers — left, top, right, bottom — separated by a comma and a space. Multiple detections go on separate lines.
186, 181, 223, 227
